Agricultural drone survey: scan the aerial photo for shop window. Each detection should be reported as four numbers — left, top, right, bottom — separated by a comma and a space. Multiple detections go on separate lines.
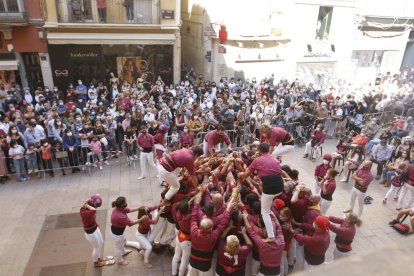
315, 6, 333, 41
351, 50, 384, 67
0, 0, 20, 13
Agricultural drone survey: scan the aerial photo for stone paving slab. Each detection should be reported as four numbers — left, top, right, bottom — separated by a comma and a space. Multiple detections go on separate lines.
0, 139, 410, 276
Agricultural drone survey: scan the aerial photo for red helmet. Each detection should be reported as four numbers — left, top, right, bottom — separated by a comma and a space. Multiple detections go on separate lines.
88, 194, 102, 208
159, 125, 168, 133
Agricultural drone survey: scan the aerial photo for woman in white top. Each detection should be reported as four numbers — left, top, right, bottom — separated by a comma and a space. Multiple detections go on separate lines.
340, 146, 364, 183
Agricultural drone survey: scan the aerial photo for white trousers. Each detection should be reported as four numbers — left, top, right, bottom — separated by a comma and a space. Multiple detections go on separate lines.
262, 193, 277, 239
110, 232, 127, 262
158, 163, 181, 200
304, 142, 317, 158
172, 235, 191, 276
159, 220, 177, 245
202, 140, 220, 156
135, 231, 152, 263
349, 187, 365, 217
294, 242, 305, 271
140, 152, 158, 178
280, 250, 288, 276
320, 198, 332, 215
251, 257, 260, 276
287, 240, 295, 266
272, 145, 295, 156
149, 216, 166, 243
333, 247, 350, 260
384, 185, 399, 200
397, 183, 414, 209
314, 180, 321, 195
84, 228, 103, 262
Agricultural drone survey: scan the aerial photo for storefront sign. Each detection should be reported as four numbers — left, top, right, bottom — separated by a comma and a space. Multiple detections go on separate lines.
69, 51, 99, 59
161, 10, 175, 20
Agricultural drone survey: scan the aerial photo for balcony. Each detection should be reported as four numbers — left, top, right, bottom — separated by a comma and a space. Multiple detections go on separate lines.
0, 0, 28, 24
56, 0, 160, 25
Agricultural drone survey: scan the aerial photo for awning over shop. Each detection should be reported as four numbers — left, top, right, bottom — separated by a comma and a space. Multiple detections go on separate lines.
0, 60, 18, 71
47, 33, 177, 45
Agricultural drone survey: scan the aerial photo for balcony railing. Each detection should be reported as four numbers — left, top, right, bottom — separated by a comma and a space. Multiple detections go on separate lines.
56, 0, 160, 24
0, 0, 27, 23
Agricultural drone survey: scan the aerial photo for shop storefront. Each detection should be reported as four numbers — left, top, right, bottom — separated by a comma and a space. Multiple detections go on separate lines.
0, 53, 20, 90
48, 44, 174, 90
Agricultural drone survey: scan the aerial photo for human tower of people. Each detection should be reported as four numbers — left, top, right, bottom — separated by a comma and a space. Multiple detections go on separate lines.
81, 124, 366, 276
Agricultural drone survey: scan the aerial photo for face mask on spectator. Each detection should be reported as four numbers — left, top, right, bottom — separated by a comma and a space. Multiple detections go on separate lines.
76, 117, 82, 122
67, 132, 72, 136
11, 129, 17, 134
184, 128, 188, 133
43, 142, 48, 147
194, 116, 198, 120
323, 160, 329, 165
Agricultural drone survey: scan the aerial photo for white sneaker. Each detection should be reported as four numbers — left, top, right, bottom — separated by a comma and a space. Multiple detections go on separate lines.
85, 162, 90, 166
138, 176, 146, 180
99, 166, 103, 170
104, 161, 110, 165
133, 155, 138, 160
340, 178, 347, 183
92, 164, 97, 168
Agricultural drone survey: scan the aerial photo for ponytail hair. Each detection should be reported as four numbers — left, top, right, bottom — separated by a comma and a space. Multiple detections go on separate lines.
112, 196, 127, 209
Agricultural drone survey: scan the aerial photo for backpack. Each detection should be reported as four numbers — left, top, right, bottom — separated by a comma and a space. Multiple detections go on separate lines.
392, 223, 410, 235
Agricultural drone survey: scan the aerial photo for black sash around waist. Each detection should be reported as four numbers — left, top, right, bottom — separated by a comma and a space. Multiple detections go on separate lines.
261, 174, 284, 195
259, 264, 281, 275
111, 225, 126, 236
304, 248, 325, 265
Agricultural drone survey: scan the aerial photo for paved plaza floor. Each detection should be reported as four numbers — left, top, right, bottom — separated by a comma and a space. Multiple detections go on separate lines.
0, 140, 411, 276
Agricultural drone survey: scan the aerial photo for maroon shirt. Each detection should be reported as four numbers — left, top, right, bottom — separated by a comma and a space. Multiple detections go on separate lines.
205, 130, 231, 147
180, 132, 194, 147
248, 153, 282, 177
111, 207, 133, 228
291, 197, 309, 223
80, 207, 97, 233
247, 223, 284, 269
311, 129, 326, 146
329, 216, 356, 251
154, 132, 165, 145
293, 230, 330, 258
216, 239, 252, 273
138, 206, 158, 234
314, 164, 331, 180
175, 209, 192, 234
354, 167, 374, 192
137, 133, 154, 149
190, 203, 230, 253
170, 148, 196, 175
267, 127, 287, 146
321, 179, 336, 200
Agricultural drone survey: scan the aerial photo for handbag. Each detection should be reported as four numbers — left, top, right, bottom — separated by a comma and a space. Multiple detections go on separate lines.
100, 137, 108, 146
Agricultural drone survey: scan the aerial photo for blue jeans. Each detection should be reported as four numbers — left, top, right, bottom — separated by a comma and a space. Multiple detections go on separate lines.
365, 138, 380, 156
13, 158, 26, 181
26, 153, 37, 170
382, 169, 396, 185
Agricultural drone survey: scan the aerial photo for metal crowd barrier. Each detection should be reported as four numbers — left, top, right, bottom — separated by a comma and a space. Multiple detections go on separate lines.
364, 111, 394, 126
2, 146, 130, 181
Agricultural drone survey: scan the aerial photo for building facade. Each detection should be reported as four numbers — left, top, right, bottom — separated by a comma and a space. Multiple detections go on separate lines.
182, 0, 414, 85
43, 0, 181, 90
0, 0, 47, 90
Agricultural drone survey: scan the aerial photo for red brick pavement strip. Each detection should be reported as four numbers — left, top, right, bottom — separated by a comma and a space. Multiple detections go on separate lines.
0, 139, 409, 276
